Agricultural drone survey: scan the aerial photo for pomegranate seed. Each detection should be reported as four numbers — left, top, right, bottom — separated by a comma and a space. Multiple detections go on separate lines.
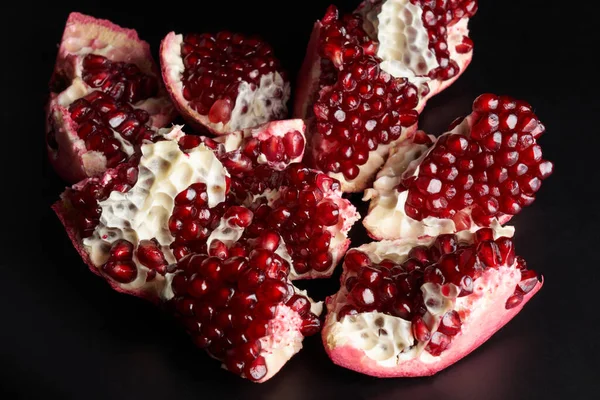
300, 313, 321, 336
412, 316, 431, 342
505, 291, 524, 309
102, 260, 137, 283
477, 241, 501, 268
426, 331, 451, 356
438, 310, 462, 336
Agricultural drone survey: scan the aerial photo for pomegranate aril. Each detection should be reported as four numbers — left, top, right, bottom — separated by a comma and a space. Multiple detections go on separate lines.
518, 270, 539, 294
102, 260, 137, 283
438, 310, 462, 336
300, 313, 321, 336
426, 331, 451, 356
412, 316, 431, 342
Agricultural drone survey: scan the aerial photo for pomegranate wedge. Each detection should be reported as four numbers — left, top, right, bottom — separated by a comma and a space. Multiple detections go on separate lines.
364, 94, 553, 240
323, 226, 542, 377
46, 12, 176, 183
160, 31, 290, 135
295, 1, 478, 192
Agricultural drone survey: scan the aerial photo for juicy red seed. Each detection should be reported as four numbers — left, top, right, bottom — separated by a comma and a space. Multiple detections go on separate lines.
412, 316, 431, 342
244, 356, 268, 381
358, 267, 383, 286
477, 240, 502, 268
337, 305, 359, 320
350, 283, 377, 308
208, 239, 229, 259
505, 291, 524, 309
254, 230, 280, 252
518, 270, 539, 294
110, 239, 134, 261
438, 310, 462, 336
345, 250, 371, 272
188, 275, 211, 298
407, 246, 431, 264
495, 236, 515, 265
136, 239, 167, 273
286, 294, 311, 316
391, 299, 413, 319
426, 331, 451, 356
300, 313, 321, 336
102, 260, 137, 283
224, 206, 254, 227
475, 228, 494, 243
315, 200, 339, 226
256, 280, 288, 303
423, 266, 445, 284
434, 234, 457, 254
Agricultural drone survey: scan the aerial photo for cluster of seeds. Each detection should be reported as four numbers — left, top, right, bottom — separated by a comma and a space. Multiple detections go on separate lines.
338, 229, 537, 356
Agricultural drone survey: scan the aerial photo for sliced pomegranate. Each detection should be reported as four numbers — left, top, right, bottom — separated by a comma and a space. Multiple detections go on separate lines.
160, 31, 290, 135
323, 226, 543, 377
168, 214, 322, 382
364, 94, 553, 240
294, 2, 478, 192
46, 12, 176, 183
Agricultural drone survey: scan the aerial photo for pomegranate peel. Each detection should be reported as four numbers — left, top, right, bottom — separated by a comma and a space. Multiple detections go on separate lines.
46, 13, 176, 183
323, 227, 543, 377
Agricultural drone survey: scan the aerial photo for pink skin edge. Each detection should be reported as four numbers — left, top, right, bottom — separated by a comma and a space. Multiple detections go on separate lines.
160, 32, 216, 134
293, 19, 474, 193
52, 199, 161, 305
323, 278, 542, 378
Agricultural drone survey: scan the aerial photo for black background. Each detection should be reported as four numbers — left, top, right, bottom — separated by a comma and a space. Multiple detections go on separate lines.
2, 0, 599, 398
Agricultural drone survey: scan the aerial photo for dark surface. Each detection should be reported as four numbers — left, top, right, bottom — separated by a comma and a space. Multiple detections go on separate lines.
2, 0, 599, 398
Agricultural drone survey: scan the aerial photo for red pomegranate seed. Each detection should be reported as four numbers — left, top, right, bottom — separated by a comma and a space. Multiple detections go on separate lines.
505, 291, 524, 309
426, 331, 451, 356
345, 250, 371, 272
300, 313, 321, 336
517, 270, 539, 294
102, 260, 137, 283
412, 316, 431, 342
244, 356, 267, 381
477, 240, 501, 268
438, 310, 462, 336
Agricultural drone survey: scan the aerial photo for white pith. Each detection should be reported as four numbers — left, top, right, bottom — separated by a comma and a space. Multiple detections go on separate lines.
357, 0, 474, 97
359, 0, 437, 88
364, 117, 506, 240
83, 137, 229, 298
161, 33, 291, 134
324, 225, 517, 367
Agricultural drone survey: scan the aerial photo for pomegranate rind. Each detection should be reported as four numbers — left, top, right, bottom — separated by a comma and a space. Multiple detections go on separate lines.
160, 32, 290, 136
322, 230, 542, 377
47, 12, 176, 183
293, 2, 475, 193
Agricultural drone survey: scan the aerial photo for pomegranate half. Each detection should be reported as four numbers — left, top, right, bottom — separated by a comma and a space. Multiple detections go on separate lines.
46, 12, 176, 183
294, 1, 478, 192
323, 225, 542, 377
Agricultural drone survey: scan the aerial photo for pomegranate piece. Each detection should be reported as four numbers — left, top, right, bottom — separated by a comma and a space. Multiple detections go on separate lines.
169, 226, 322, 382
323, 226, 543, 377
46, 12, 176, 183
364, 94, 553, 240
294, 2, 478, 192
160, 31, 290, 135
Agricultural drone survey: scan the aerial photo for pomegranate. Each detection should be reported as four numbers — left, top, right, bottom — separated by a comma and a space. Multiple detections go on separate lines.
323, 226, 543, 377
364, 94, 553, 240
160, 31, 290, 135
46, 12, 176, 183
53, 120, 358, 380
294, 1, 478, 192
